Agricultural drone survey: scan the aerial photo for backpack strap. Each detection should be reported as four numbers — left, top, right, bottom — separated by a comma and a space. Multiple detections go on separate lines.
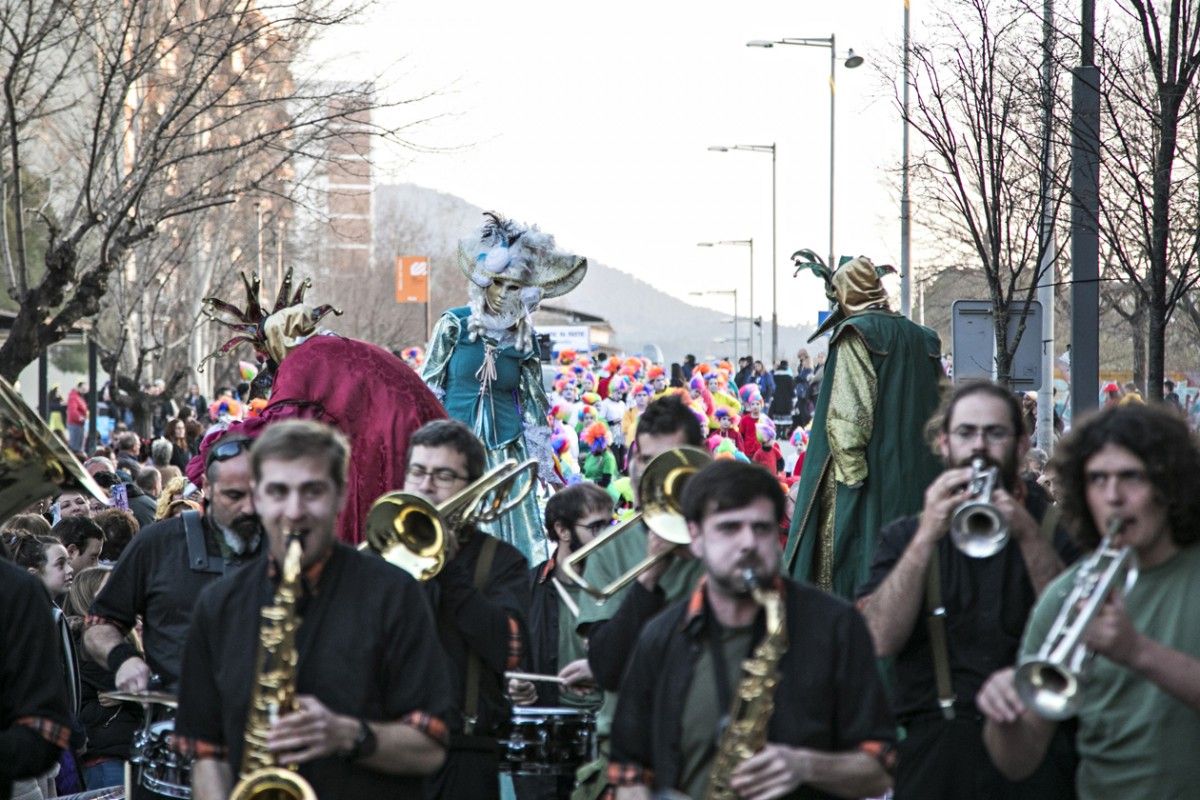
182, 511, 225, 575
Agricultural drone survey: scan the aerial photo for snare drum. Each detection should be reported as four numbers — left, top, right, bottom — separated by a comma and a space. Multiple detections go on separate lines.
500, 706, 596, 776
129, 719, 191, 799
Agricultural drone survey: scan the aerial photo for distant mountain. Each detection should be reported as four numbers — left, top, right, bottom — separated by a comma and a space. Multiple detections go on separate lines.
375, 183, 816, 364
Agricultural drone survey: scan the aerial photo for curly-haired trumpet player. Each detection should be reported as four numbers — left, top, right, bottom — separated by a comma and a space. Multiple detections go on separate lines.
979, 403, 1200, 800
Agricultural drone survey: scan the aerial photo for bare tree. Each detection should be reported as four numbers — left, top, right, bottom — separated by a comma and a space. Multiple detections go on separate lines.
1088, 12, 1200, 399
0, 0, 431, 385
901, 0, 1070, 384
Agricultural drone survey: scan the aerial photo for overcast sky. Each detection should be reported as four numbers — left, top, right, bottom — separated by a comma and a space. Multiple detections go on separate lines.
307, 0, 923, 330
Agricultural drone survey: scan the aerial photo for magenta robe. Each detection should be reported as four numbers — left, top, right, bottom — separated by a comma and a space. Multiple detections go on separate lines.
190, 335, 446, 545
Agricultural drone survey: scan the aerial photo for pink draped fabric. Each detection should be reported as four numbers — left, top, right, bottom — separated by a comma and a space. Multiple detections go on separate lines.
188, 335, 446, 544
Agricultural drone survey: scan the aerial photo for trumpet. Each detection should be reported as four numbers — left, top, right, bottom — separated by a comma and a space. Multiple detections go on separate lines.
559, 446, 711, 600
1014, 517, 1138, 720
362, 458, 538, 581
949, 457, 1009, 558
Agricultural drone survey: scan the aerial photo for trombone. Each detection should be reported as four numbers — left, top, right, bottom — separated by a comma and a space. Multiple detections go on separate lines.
949, 457, 1010, 558
559, 446, 711, 601
1013, 517, 1138, 720
362, 458, 538, 581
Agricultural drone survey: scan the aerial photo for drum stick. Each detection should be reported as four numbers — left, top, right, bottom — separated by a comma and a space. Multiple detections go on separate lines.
505, 670, 567, 684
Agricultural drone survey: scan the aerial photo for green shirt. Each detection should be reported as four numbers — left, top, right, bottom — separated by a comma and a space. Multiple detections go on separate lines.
555, 577, 602, 711
1021, 543, 1200, 800
679, 623, 755, 800
576, 517, 704, 737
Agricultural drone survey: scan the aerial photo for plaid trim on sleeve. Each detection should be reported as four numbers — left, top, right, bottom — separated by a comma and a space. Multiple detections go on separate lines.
606, 760, 655, 787
859, 739, 898, 773
17, 716, 71, 749
505, 614, 522, 671
173, 735, 228, 760
400, 711, 449, 747
83, 614, 130, 635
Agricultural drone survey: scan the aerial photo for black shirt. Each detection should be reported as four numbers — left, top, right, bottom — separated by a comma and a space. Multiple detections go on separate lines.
0, 562, 72, 796
87, 513, 262, 688
856, 486, 1078, 722
610, 577, 896, 800
174, 542, 452, 799
424, 528, 530, 738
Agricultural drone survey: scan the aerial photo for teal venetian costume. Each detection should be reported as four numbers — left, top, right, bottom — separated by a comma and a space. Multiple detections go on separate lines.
422, 306, 557, 563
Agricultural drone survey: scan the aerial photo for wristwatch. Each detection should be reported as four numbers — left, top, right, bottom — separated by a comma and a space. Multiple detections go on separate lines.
345, 718, 377, 762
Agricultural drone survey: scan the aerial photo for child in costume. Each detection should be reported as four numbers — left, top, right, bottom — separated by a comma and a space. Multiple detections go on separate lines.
737, 384, 764, 458
580, 421, 618, 488
753, 417, 784, 475
422, 212, 587, 562
600, 375, 630, 467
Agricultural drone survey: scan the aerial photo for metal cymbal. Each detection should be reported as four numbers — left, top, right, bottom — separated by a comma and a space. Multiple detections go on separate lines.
99, 689, 177, 708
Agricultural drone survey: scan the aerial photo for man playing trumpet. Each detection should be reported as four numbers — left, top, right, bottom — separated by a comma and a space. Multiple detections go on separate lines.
856, 381, 1077, 799
979, 403, 1200, 800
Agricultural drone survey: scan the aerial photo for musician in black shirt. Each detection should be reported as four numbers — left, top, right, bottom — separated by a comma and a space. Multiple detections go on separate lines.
175, 420, 451, 799
84, 432, 262, 691
0, 561, 73, 800
611, 461, 895, 800
402, 420, 531, 800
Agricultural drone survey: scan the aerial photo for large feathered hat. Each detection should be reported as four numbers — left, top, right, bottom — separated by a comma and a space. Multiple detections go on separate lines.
458, 211, 588, 299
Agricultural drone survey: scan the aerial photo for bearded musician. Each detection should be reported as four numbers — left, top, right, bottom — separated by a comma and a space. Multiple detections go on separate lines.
856, 381, 1078, 800
610, 460, 895, 800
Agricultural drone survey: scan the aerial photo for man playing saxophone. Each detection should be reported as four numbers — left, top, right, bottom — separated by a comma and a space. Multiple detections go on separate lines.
609, 460, 895, 800
174, 421, 452, 799
856, 381, 1077, 800
979, 403, 1200, 800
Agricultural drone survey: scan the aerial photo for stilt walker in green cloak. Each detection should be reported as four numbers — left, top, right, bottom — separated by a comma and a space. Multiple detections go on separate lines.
783, 252, 946, 598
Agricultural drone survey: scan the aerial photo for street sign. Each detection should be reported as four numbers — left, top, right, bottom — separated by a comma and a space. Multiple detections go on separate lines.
540, 325, 591, 354
951, 300, 1043, 390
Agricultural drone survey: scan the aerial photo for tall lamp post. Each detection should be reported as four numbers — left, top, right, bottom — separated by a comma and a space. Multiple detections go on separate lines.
709, 144, 778, 364
698, 240, 754, 359
748, 36, 863, 273
691, 289, 740, 360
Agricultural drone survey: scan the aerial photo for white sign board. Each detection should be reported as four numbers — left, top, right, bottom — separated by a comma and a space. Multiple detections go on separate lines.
539, 325, 591, 353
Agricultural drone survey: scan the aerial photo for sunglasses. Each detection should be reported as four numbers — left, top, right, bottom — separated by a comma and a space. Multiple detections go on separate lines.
205, 437, 252, 469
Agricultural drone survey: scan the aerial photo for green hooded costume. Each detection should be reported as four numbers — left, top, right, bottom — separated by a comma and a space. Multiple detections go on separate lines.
783, 253, 945, 599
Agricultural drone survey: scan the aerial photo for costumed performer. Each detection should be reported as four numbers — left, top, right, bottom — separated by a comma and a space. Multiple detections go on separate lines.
422, 211, 587, 562
188, 270, 447, 545
782, 251, 945, 597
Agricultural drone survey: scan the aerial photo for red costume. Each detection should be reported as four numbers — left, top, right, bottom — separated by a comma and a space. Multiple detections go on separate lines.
738, 413, 761, 458
190, 336, 446, 546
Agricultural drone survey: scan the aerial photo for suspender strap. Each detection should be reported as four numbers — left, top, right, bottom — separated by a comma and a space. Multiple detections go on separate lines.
462, 534, 499, 736
924, 547, 956, 720
182, 511, 224, 575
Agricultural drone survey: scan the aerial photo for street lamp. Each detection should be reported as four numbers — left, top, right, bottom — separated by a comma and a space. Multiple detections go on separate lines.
698, 240, 754, 359
748, 36, 863, 272
708, 143, 778, 364
690, 289, 739, 360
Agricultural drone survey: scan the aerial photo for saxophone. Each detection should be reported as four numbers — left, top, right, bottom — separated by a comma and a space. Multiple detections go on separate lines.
704, 569, 788, 800
229, 534, 318, 800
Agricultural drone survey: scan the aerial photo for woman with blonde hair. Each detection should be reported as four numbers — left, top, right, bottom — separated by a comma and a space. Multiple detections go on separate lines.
155, 475, 202, 520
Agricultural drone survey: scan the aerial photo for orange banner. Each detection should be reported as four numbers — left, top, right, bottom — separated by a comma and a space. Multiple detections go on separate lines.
395, 256, 429, 303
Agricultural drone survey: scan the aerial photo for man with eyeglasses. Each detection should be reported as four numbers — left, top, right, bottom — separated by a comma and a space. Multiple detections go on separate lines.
856, 381, 1079, 800
84, 433, 264, 696
510, 483, 612, 799
401, 420, 530, 800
